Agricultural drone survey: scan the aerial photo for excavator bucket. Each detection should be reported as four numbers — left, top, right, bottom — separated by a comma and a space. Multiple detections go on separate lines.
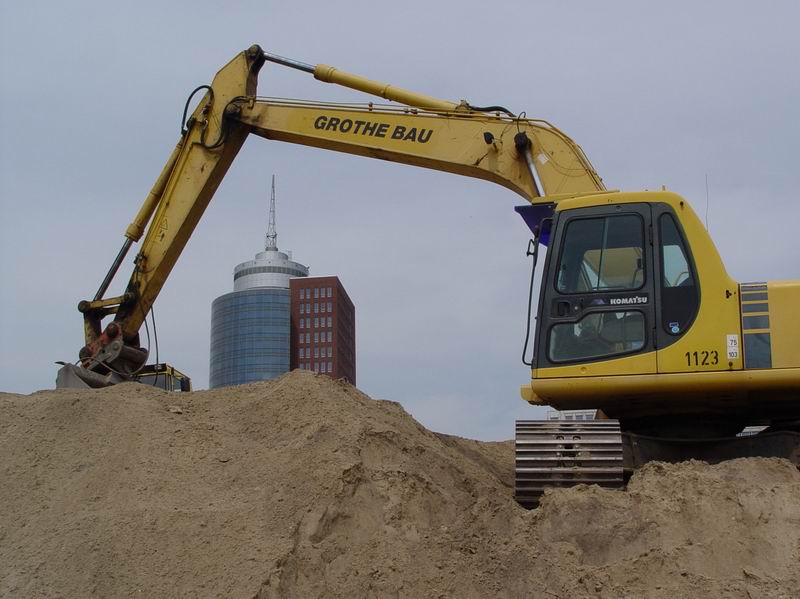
55, 363, 123, 389
55, 362, 192, 391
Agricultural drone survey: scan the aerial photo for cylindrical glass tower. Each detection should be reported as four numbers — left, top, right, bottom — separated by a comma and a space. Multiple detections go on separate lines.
209, 248, 309, 388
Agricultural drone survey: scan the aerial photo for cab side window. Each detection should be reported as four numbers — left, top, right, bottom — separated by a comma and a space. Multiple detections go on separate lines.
659, 214, 698, 335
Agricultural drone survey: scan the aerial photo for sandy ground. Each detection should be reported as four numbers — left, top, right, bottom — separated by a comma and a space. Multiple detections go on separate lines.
1, 370, 798, 598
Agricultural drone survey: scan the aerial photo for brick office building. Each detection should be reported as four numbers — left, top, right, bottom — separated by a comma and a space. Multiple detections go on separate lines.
289, 276, 356, 384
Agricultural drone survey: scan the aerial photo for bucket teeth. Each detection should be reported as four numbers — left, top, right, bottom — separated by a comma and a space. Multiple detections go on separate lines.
515, 419, 624, 509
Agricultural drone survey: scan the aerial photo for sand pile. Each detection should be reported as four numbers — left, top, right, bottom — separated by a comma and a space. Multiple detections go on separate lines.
1, 370, 798, 598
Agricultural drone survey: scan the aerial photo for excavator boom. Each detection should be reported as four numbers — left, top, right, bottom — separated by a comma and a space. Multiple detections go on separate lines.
240, 100, 603, 200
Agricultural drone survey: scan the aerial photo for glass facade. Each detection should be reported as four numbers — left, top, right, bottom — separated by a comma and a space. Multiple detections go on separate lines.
209, 288, 291, 388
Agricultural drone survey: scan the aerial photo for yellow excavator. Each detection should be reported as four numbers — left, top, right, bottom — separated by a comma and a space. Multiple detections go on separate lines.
57, 45, 800, 506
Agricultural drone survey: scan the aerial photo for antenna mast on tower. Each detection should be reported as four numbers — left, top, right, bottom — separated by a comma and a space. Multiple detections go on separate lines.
265, 174, 278, 251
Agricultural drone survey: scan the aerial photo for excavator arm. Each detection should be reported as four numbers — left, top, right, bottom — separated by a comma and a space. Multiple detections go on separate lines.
72, 44, 604, 384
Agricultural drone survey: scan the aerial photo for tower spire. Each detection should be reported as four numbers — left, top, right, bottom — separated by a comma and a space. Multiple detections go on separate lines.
265, 174, 278, 251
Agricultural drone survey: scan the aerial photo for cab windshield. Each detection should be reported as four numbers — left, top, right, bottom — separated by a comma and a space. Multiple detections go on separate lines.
556, 214, 645, 294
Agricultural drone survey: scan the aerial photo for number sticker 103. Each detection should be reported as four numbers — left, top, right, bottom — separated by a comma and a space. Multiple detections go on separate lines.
685, 350, 719, 367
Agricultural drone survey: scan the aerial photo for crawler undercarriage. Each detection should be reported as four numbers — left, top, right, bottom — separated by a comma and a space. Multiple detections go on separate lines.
514, 419, 800, 508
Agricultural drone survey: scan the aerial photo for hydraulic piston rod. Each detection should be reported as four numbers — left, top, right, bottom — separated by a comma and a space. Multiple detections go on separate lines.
93, 238, 133, 301
263, 52, 314, 74
514, 132, 544, 198
263, 51, 459, 112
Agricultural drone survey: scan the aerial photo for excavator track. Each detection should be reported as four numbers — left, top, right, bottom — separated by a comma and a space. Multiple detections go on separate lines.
515, 419, 624, 509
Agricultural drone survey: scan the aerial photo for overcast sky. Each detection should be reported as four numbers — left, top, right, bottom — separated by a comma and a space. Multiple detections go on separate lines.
1, 1, 798, 440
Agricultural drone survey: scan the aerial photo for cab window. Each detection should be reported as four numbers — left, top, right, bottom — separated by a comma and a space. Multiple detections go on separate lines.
549, 311, 646, 362
556, 215, 645, 294
659, 213, 698, 335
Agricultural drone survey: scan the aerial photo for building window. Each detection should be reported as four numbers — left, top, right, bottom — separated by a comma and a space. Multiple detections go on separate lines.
300, 304, 305, 314
305, 333, 310, 343
327, 287, 332, 297
314, 332, 319, 343
314, 347, 320, 358
299, 348, 304, 359
327, 302, 332, 313
300, 318, 305, 329
312, 303, 317, 313
327, 347, 332, 358
314, 288, 319, 298
327, 331, 332, 342
320, 362, 326, 373
314, 317, 319, 328
327, 317, 332, 327
306, 303, 310, 313
298, 334, 303, 344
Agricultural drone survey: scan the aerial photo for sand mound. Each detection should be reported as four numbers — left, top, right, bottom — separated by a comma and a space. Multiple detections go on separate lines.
1, 370, 798, 598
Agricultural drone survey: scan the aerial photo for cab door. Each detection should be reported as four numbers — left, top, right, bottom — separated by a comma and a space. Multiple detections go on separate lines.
534, 203, 658, 376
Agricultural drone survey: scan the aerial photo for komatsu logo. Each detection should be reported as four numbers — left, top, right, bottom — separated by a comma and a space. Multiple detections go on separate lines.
314, 115, 433, 143
610, 296, 648, 305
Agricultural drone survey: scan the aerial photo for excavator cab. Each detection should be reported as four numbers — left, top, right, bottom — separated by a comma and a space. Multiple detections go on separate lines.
521, 189, 799, 425
533, 198, 702, 374
522, 191, 748, 418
